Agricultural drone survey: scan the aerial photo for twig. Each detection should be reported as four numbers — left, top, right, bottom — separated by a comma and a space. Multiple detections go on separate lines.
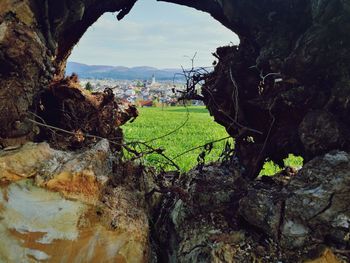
261, 72, 281, 83
129, 140, 180, 170
204, 87, 263, 135
173, 136, 231, 160
27, 117, 180, 170
27, 118, 123, 146
28, 111, 57, 135
174, 52, 207, 101
229, 66, 239, 121
253, 97, 277, 172
143, 101, 190, 144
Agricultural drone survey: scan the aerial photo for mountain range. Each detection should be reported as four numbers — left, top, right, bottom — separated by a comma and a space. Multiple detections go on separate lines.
66, 62, 185, 81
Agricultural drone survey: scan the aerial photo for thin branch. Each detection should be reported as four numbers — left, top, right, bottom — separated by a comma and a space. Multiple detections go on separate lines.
229, 66, 239, 121
204, 87, 263, 135
27, 117, 180, 170
143, 101, 190, 144
261, 72, 281, 83
27, 118, 123, 146
173, 136, 231, 160
253, 97, 277, 171
129, 140, 180, 170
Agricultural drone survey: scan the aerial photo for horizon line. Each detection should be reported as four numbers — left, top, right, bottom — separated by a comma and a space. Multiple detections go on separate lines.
67, 61, 214, 70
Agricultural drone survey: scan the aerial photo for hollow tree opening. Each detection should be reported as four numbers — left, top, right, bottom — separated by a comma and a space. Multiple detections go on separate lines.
1, 0, 350, 262
167, 0, 350, 179
62, 0, 236, 171
68, 0, 238, 70
1, 0, 349, 180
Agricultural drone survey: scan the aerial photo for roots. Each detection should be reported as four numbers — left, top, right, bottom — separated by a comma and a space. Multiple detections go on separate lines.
34, 74, 138, 150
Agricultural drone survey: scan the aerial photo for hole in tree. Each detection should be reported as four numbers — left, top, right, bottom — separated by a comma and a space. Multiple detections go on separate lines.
66, 0, 237, 171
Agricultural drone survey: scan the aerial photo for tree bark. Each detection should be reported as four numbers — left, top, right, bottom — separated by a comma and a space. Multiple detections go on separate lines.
1, 1, 350, 262
1, 0, 350, 176
162, 0, 350, 178
0, 0, 136, 146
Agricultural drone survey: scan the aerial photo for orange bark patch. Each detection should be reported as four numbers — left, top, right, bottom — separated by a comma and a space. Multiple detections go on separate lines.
305, 248, 341, 263
0, 172, 24, 183
45, 171, 100, 204
0, 0, 10, 14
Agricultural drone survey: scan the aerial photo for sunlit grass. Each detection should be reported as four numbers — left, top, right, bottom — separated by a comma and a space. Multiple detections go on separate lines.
259, 154, 304, 176
122, 106, 233, 171
123, 105, 303, 174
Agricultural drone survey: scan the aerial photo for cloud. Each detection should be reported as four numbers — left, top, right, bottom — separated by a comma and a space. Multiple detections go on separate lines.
69, 0, 238, 68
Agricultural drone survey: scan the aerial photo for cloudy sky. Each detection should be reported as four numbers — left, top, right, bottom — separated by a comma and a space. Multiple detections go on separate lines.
69, 0, 238, 69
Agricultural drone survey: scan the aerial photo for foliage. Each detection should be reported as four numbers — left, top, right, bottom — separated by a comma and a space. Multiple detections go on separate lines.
136, 80, 144, 87
122, 106, 233, 171
85, 82, 93, 91
259, 154, 304, 176
259, 161, 282, 176
284, 154, 303, 168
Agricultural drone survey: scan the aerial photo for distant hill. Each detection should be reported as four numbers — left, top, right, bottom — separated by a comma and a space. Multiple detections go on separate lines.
66, 62, 185, 81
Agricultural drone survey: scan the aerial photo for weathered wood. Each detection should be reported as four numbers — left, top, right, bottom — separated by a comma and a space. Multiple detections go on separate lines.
162, 0, 350, 178
0, 0, 137, 145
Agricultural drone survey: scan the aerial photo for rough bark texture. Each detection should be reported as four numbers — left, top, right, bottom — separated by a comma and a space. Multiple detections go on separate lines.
238, 151, 350, 258
154, 159, 349, 262
37, 74, 137, 150
162, 0, 350, 178
1, 0, 350, 262
0, 140, 150, 262
0, 0, 137, 146
1, 0, 349, 176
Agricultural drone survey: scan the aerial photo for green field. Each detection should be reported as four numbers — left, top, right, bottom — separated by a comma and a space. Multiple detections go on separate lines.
122, 106, 233, 171
122, 106, 303, 173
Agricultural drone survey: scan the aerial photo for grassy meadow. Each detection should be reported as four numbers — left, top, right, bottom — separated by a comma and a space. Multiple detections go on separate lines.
122, 106, 303, 173
122, 106, 233, 171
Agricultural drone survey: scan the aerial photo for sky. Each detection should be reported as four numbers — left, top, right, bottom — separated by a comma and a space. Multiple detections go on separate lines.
69, 0, 239, 69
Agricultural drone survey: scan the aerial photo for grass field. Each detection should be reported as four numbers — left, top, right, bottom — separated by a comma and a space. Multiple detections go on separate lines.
122, 106, 303, 173
122, 106, 233, 171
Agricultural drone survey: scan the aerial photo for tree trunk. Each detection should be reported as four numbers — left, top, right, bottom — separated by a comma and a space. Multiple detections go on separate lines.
2, 0, 349, 177
162, 0, 350, 178
1, 1, 350, 262
0, 0, 137, 146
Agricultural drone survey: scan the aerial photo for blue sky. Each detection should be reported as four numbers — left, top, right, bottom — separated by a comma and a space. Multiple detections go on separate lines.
69, 0, 238, 69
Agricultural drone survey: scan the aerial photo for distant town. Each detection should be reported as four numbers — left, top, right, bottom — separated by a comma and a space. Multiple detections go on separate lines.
79, 75, 204, 107
67, 62, 205, 107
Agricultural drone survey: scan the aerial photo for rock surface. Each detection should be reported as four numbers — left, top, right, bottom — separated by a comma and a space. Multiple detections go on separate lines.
155, 164, 247, 262
0, 140, 149, 263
